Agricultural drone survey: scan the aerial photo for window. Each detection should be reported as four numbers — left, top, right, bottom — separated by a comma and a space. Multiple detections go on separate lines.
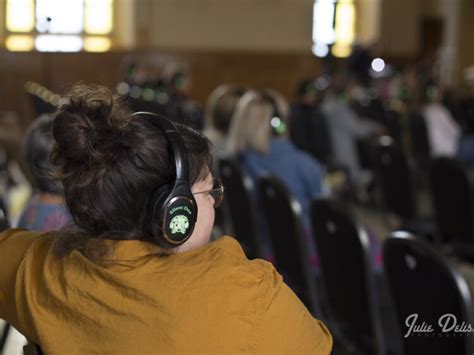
312, 0, 356, 58
4, 0, 114, 52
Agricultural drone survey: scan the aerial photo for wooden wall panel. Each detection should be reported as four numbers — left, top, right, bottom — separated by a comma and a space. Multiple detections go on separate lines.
0, 52, 45, 129
0, 49, 321, 128
45, 53, 126, 93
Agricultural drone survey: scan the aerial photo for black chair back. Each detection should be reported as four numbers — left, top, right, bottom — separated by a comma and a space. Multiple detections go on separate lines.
257, 175, 318, 313
430, 158, 474, 247
373, 138, 417, 220
383, 232, 474, 355
289, 105, 333, 165
384, 109, 403, 148
0, 197, 9, 231
0, 321, 11, 354
218, 158, 262, 259
409, 112, 431, 170
311, 198, 383, 354
0, 201, 10, 353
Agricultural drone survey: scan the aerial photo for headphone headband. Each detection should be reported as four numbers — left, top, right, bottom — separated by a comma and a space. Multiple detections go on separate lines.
260, 93, 287, 136
133, 111, 190, 182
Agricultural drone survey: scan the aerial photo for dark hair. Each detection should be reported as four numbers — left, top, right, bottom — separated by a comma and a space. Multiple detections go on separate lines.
295, 79, 316, 99
51, 83, 212, 258
23, 114, 62, 194
213, 87, 245, 134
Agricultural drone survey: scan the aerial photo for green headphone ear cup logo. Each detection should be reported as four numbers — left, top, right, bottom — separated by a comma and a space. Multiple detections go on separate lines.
169, 215, 189, 235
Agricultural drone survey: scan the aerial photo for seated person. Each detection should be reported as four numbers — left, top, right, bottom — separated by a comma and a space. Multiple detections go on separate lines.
421, 82, 461, 158
18, 114, 70, 231
289, 79, 332, 165
227, 89, 326, 269
321, 77, 382, 187
0, 84, 332, 354
203, 84, 246, 159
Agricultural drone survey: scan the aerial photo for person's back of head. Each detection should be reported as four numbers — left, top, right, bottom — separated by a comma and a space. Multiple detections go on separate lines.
295, 79, 317, 105
23, 114, 61, 195
51, 83, 212, 258
422, 80, 442, 106
205, 85, 246, 136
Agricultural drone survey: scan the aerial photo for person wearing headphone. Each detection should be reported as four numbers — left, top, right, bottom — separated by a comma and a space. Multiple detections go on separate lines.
226, 89, 326, 274
0, 84, 332, 354
227, 89, 326, 231
203, 84, 246, 159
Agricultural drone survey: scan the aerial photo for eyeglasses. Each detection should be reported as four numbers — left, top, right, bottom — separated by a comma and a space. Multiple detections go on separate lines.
193, 177, 225, 208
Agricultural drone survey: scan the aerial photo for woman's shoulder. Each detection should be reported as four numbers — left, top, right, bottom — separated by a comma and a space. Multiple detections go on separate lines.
202, 236, 282, 288
208, 236, 277, 270
0, 229, 56, 277
0, 228, 55, 248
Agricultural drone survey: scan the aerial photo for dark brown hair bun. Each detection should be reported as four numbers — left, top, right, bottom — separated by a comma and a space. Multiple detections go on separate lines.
52, 83, 131, 166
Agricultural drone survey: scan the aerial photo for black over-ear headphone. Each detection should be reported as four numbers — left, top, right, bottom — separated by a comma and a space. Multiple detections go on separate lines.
133, 111, 197, 248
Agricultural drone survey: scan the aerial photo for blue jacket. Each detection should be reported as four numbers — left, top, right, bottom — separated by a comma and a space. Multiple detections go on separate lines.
241, 138, 323, 228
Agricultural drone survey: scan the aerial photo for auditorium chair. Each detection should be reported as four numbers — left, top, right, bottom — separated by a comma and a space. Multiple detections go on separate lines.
0, 197, 9, 232
0, 197, 11, 353
311, 198, 390, 355
430, 157, 474, 258
373, 137, 435, 242
217, 158, 263, 259
257, 175, 321, 316
383, 231, 474, 355
409, 112, 431, 171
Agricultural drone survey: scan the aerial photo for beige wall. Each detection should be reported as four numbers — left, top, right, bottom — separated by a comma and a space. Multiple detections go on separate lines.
136, 0, 313, 52
458, 0, 474, 85
420, 0, 443, 18
380, 0, 421, 56
115, 0, 136, 49
356, 0, 382, 46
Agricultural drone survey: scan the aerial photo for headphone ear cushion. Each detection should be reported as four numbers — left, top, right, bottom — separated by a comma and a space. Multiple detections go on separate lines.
147, 184, 172, 238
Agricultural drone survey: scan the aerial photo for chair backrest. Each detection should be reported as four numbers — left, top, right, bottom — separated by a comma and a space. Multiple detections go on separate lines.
0, 321, 11, 354
373, 138, 417, 220
218, 158, 262, 259
289, 106, 333, 165
311, 198, 382, 354
409, 112, 431, 169
430, 157, 474, 246
0, 197, 9, 231
0, 205, 10, 354
383, 232, 474, 355
257, 175, 318, 313
384, 109, 403, 148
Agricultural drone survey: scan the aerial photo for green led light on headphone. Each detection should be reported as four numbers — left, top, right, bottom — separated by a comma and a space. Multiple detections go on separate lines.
271, 116, 287, 135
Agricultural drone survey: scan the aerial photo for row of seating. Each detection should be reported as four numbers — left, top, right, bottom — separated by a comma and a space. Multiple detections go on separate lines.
215, 157, 474, 355
374, 138, 474, 255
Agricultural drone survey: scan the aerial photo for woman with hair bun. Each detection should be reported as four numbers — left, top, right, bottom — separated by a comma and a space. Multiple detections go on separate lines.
0, 84, 332, 354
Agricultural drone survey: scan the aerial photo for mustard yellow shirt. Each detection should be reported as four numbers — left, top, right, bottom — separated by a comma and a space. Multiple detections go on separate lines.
0, 229, 332, 354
